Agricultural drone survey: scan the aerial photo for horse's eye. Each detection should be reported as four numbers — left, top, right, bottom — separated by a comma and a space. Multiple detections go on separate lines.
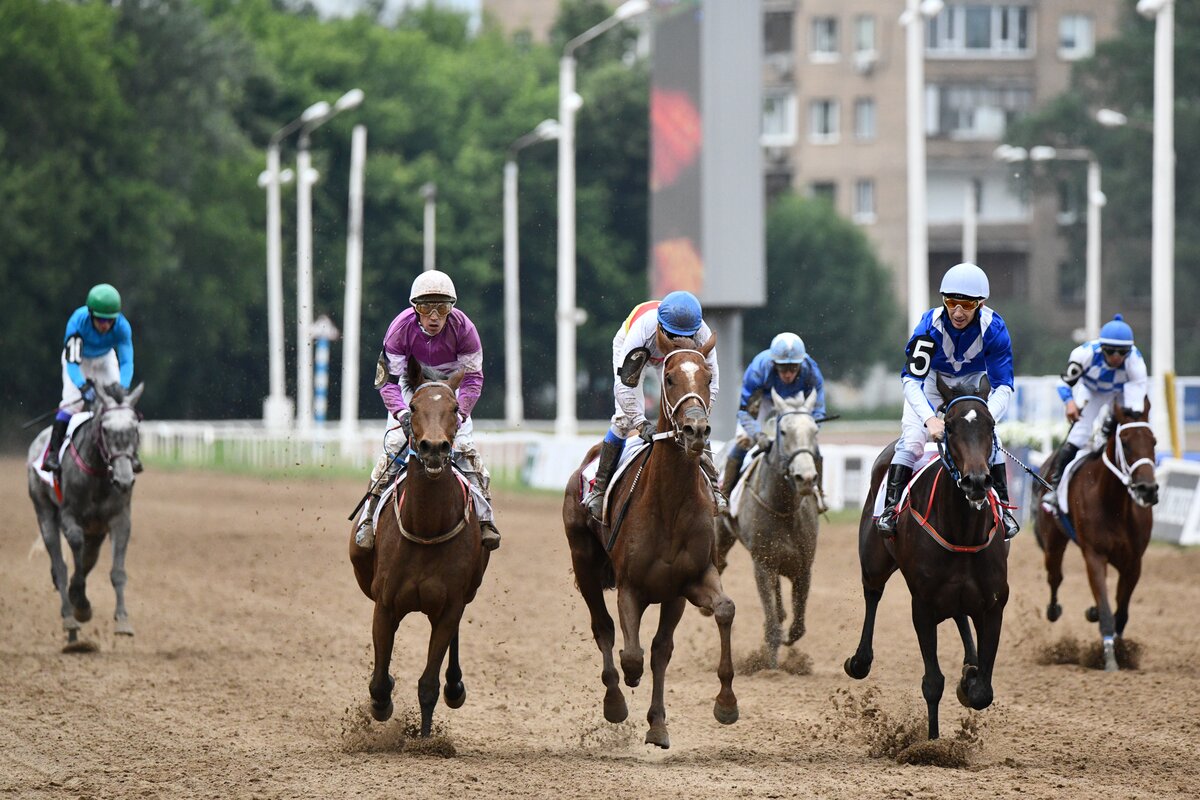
665, 376, 674, 386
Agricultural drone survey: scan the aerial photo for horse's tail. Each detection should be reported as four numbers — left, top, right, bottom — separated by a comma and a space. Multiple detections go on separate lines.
578, 443, 601, 471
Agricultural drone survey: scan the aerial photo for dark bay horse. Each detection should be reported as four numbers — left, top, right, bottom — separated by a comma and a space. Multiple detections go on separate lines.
563, 329, 737, 749
715, 388, 821, 668
1033, 399, 1158, 671
27, 383, 145, 645
348, 369, 490, 736
844, 376, 1008, 741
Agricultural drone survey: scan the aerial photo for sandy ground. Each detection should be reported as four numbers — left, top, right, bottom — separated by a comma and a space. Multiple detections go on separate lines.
1, 456, 1198, 799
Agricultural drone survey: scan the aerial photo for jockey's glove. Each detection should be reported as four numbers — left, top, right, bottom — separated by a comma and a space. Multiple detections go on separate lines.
79, 381, 96, 405
754, 432, 771, 452
395, 408, 413, 442
637, 420, 656, 444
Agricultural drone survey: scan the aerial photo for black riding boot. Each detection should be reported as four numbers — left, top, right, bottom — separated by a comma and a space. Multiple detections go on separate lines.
875, 463, 913, 536
41, 418, 70, 473
719, 456, 742, 500
1046, 442, 1080, 489
700, 450, 728, 513
585, 440, 623, 521
991, 463, 1020, 539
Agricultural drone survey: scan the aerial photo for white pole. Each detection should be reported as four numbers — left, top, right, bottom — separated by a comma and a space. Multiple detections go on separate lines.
905, 0, 929, 332
1150, 0, 1175, 392
340, 124, 367, 449
503, 159, 524, 428
296, 135, 317, 432
422, 182, 437, 272
962, 178, 977, 264
1085, 158, 1102, 338
263, 144, 291, 429
556, 54, 579, 437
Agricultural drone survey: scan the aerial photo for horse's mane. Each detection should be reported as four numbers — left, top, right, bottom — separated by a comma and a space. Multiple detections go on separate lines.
405, 361, 452, 388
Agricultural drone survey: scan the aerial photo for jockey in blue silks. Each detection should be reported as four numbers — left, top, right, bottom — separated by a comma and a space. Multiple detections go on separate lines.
876, 263, 1019, 539
719, 331, 828, 510
1045, 314, 1149, 488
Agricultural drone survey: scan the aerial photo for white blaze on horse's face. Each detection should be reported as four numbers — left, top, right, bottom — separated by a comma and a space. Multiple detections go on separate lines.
771, 389, 819, 486
964, 409, 978, 425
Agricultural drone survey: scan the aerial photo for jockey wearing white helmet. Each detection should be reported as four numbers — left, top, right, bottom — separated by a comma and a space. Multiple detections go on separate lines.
876, 262, 1020, 539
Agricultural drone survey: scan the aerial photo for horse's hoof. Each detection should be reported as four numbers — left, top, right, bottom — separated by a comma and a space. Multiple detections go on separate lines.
785, 626, 805, 646
713, 700, 739, 725
1085, 606, 1100, 623
444, 681, 466, 709
698, 607, 714, 618
114, 618, 134, 637
843, 656, 871, 680
957, 665, 978, 708
603, 688, 628, 723
620, 654, 643, 688
72, 603, 92, 624
370, 700, 394, 722
645, 726, 670, 749
1047, 603, 1062, 623
62, 616, 81, 632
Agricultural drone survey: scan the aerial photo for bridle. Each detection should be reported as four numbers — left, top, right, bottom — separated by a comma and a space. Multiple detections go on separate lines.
770, 409, 819, 489
70, 404, 141, 479
936, 394, 996, 505
653, 348, 711, 445
408, 381, 458, 475
1102, 419, 1157, 505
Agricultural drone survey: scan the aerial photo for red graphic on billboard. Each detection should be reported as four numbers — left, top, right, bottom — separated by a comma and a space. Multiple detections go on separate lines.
652, 237, 704, 296
650, 88, 702, 191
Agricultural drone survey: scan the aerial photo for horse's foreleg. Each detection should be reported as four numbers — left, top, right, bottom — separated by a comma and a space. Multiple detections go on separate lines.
110, 511, 133, 636
954, 614, 978, 668
1113, 559, 1143, 638
785, 558, 814, 646
685, 567, 738, 725
443, 634, 466, 709
566, 530, 626, 723
844, 584, 884, 680
34, 505, 76, 633
751, 561, 781, 668
617, 588, 648, 688
418, 609, 462, 737
645, 597, 686, 749
1082, 550, 1119, 671
1041, 519, 1068, 622
911, 603, 944, 741
67, 524, 101, 623
961, 604, 1003, 712
369, 603, 400, 722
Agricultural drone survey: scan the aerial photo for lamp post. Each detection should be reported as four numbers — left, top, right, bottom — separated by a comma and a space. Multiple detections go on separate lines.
901, 0, 945, 332
556, 0, 649, 437
295, 88, 364, 432
421, 182, 437, 271
505, 119, 560, 429
340, 123, 368, 452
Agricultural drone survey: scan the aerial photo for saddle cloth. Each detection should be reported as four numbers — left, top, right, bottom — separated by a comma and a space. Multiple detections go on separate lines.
29, 412, 94, 487
1042, 448, 1091, 516
728, 450, 767, 518
871, 444, 943, 518
373, 465, 490, 532
578, 438, 652, 521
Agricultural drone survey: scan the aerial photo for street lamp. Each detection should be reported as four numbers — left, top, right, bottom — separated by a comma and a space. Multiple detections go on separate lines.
420, 182, 437, 271
259, 122, 300, 431
556, 0, 649, 437
901, 0, 945, 332
296, 88, 364, 432
504, 119, 559, 429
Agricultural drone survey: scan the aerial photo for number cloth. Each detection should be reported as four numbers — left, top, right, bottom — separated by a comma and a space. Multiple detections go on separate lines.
58, 306, 134, 411
1056, 340, 1149, 449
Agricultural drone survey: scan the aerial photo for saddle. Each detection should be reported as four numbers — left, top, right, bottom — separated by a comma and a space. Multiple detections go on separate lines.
30, 412, 94, 495
578, 438, 652, 524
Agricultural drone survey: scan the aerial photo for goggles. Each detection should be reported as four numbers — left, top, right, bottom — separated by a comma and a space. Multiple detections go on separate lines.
412, 300, 454, 317
942, 295, 983, 312
1101, 346, 1131, 357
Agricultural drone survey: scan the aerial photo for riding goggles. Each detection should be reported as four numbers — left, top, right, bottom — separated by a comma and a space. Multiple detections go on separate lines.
412, 300, 454, 317
942, 295, 983, 312
1101, 346, 1131, 357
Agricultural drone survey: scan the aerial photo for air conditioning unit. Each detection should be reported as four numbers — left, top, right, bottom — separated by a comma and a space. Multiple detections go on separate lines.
853, 49, 878, 76
764, 146, 790, 164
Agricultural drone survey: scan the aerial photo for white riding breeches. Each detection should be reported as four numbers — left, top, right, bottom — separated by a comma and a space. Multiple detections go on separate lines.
60, 350, 120, 412
893, 379, 1002, 468
1065, 387, 1117, 449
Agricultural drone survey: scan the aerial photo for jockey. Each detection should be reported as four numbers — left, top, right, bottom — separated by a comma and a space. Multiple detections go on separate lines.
719, 331, 828, 511
1045, 314, 1148, 488
42, 283, 138, 474
354, 270, 500, 552
876, 263, 1019, 539
583, 290, 724, 520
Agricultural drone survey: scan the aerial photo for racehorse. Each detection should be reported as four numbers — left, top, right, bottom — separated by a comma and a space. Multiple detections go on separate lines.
715, 388, 821, 668
1032, 398, 1158, 671
348, 368, 490, 736
27, 382, 145, 645
562, 329, 737, 749
844, 376, 1008, 741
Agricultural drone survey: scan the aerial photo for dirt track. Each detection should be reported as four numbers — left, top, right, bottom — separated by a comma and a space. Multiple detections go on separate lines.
2, 457, 1198, 798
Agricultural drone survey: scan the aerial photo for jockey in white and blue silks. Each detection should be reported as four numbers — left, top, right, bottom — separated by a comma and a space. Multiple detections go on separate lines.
876, 262, 1020, 539
582, 290, 723, 520
41, 283, 137, 474
1045, 314, 1148, 488
719, 332, 827, 508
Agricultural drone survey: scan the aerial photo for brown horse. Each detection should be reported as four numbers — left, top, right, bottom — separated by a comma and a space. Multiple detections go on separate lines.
562, 329, 737, 750
348, 369, 490, 735
1032, 398, 1158, 671
844, 376, 1008, 741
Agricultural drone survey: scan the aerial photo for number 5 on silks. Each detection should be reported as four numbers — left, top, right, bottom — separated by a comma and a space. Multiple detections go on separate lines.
906, 335, 936, 379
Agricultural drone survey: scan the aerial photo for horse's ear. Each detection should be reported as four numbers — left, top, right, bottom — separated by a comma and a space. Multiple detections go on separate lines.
406, 358, 424, 389
126, 383, 145, 408
936, 373, 952, 402
1142, 394, 1151, 416
977, 374, 991, 400
698, 329, 717, 358
655, 326, 673, 354
802, 389, 818, 412
770, 387, 785, 410
447, 369, 465, 392
93, 382, 112, 407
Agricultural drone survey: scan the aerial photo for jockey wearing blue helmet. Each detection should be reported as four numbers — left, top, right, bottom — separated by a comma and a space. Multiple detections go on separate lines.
582, 291, 722, 521
1046, 313, 1148, 487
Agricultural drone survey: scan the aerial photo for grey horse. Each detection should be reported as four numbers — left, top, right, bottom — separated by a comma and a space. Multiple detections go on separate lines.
716, 389, 821, 669
27, 383, 144, 644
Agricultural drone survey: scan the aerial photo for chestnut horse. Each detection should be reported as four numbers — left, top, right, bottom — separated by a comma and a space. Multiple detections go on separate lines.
844, 376, 1008, 741
348, 369, 490, 736
562, 330, 737, 749
1032, 399, 1158, 671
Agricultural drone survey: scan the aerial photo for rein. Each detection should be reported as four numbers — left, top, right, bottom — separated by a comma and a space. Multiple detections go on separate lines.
935, 394, 994, 485
655, 348, 711, 446
1101, 421, 1156, 489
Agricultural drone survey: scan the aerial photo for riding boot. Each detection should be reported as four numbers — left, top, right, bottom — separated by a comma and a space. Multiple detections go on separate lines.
875, 463, 913, 536
41, 418, 70, 473
719, 456, 742, 500
700, 450, 728, 514
1047, 442, 1080, 490
585, 439, 623, 521
990, 463, 1020, 539
354, 492, 383, 550
462, 469, 501, 551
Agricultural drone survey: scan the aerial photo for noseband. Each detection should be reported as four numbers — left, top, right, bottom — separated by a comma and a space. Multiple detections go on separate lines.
771, 409, 819, 479
936, 395, 996, 489
1103, 420, 1156, 503
655, 348, 711, 445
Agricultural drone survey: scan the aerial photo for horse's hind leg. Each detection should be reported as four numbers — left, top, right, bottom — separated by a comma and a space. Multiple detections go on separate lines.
714, 517, 737, 574
645, 597, 686, 749
369, 604, 400, 722
566, 528, 626, 723
1082, 550, 1119, 671
66, 523, 101, 623
953, 614, 980, 708
752, 561, 781, 668
418, 608, 463, 737
1113, 558, 1143, 638
110, 510, 133, 635
443, 634, 466, 709
33, 500, 77, 635
961, 603, 1004, 712
1040, 518, 1068, 622
685, 566, 738, 725
911, 603, 944, 741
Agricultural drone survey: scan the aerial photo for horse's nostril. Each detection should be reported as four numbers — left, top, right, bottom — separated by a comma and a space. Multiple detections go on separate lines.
703, 425, 712, 438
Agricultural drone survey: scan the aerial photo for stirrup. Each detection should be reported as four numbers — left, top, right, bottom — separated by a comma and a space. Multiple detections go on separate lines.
876, 508, 898, 536
354, 519, 375, 550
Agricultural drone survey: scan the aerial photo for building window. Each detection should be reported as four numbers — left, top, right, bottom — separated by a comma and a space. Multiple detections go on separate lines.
809, 181, 836, 206
854, 15, 876, 53
765, 171, 793, 206
1059, 14, 1094, 60
927, 84, 1033, 140
762, 89, 796, 146
1057, 179, 1080, 225
854, 98, 876, 141
853, 179, 876, 223
810, 17, 839, 62
764, 11, 794, 56
809, 99, 839, 143
927, 4, 1031, 57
